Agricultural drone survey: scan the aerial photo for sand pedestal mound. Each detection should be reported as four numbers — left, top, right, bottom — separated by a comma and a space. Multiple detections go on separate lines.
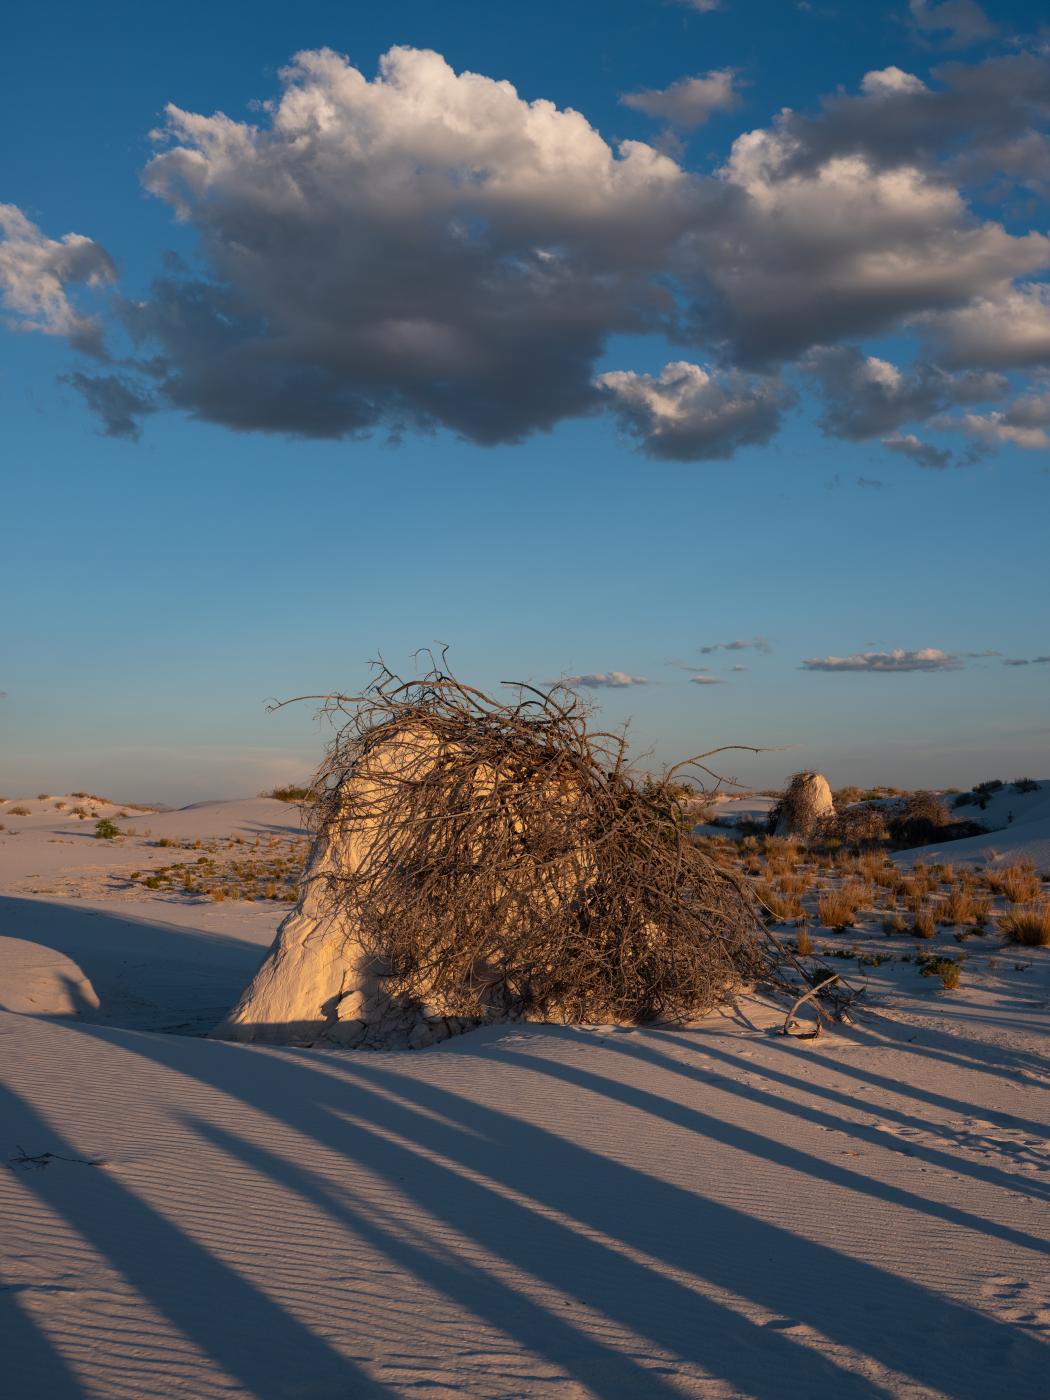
211, 676, 764, 1050
773, 771, 834, 838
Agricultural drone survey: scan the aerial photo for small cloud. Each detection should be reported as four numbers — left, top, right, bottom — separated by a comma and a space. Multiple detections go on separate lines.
675, 0, 721, 10
731, 664, 749, 672
63, 371, 157, 440
700, 636, 771, 655
621, 70, 740, 129
907, 0, 996, 50
1034, 656, 1050, 664
802, 647, 965, 672
597, 361, 789, 461
1003, 658, 1030, 666
856, 476, 884, 489
881, 433, 954, 470
558, 671, 650, 689
690, 675, 726, 685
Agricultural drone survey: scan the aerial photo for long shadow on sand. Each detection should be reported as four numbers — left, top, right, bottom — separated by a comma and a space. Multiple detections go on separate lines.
1, 1081, 388, 1399
4, 897, 1049, 1397
0, 895, 263, 1032
60, 1015, 1050, 1398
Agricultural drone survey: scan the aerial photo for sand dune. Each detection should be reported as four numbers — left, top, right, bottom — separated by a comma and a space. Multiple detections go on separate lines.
1, 794, 1048, 1397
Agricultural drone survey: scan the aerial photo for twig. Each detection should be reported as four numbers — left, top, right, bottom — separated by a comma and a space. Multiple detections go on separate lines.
8, 1145, 105, 1171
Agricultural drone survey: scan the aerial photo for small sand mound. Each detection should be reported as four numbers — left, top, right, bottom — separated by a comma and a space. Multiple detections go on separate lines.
0, 938, 100, 1017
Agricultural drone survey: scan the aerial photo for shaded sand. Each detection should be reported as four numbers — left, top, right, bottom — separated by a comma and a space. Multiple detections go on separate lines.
1, 797, 1048, 1397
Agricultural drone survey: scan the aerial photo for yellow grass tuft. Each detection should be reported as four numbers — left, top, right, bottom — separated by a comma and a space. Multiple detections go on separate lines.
999, 904, 1050, 947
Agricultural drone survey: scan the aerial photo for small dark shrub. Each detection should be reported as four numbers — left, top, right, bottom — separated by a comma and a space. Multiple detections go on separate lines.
890, 793, 983, 848
94, 818, 121, 840
1012, 777, 1039, 794
823, 804, 889, 849
918, 954, 962, 989
263, 785, 314, 803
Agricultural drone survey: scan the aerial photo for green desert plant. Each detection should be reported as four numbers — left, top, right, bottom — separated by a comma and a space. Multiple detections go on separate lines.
918, 954, 962, 989
94, 818, 121, 840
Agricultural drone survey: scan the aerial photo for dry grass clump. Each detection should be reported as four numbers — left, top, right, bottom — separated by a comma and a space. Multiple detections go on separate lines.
298, 662, 768, 1025
912, 908, 936, 939
998, 904, 1050, 947
938, 886, 977, 925
7, 805, 30, 817
817, 887, 863, 929
984, 863, 1042, 904
755, 882, 805, 923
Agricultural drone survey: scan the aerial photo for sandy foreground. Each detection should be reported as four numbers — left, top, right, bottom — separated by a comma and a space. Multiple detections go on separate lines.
1, 796, 1049, 1398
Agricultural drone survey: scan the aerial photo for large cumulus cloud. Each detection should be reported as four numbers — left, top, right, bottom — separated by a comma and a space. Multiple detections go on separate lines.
125, 46, 698, 445
2, 44, 1050, 460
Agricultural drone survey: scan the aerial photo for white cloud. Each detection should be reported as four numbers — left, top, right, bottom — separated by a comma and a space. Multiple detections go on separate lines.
952, 412, 1050, 450
622, 70, 739, 129
597, 360, 788, 460
921, 284, 1050, 369
860, 67, 930, 99
559, 672, 650, 688
690, 675, 726, 685
802, 647, 964, 672
0, 205, 114, 353
124, 46, 694, 443
936, 388, 1050, 449
701, 127, 1050, 363
7, 44, 1050, 460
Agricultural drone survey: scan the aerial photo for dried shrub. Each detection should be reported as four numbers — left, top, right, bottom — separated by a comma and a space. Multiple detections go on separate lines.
298, 663, 769, 1025
822, 803, 889, 849
889, 793, 984, 848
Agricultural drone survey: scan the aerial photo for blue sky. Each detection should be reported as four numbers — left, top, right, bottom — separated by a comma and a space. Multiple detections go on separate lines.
3, 0, 1048, 802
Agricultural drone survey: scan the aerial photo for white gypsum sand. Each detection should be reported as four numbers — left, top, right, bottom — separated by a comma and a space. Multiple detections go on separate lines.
1, 790, 1048, 1398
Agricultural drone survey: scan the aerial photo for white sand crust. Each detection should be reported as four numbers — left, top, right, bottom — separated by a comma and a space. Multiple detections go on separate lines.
1, 791, 1049, 1397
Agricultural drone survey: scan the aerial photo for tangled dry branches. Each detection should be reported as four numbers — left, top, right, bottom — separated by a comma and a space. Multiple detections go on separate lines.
287, 661, 771, 1026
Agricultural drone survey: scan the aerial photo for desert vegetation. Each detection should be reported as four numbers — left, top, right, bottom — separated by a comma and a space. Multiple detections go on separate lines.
287, 662, 772, 1026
